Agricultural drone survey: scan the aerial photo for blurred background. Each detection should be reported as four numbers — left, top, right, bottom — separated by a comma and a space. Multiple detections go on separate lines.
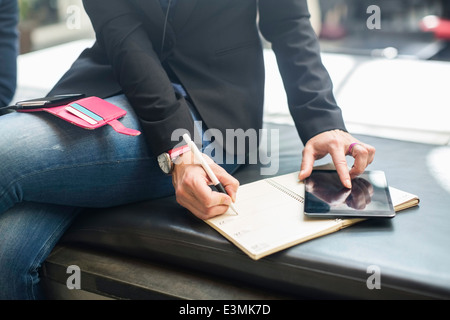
17, 0, 450, 60
13, 0, 450, 148
18, 0, 93, 53
313, 0, 450, 60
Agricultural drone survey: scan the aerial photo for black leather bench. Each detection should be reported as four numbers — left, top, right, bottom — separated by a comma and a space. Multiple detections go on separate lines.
41, 122, 450, 300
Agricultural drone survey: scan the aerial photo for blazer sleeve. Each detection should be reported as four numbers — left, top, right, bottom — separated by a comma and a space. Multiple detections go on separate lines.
82, 0, 195, 156
258, 0, 347, 144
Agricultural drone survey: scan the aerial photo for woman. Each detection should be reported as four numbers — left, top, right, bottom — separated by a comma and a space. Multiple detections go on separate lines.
0, 0, 374, 299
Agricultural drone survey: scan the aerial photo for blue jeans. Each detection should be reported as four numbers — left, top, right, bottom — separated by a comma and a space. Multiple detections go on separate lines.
0, 94, 239, 299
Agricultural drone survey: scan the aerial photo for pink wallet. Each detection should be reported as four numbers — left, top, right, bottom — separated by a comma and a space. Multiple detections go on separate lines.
18, 96, 141, 136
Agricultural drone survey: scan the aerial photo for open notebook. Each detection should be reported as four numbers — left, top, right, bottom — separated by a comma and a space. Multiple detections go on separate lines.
205, 171, 419, 260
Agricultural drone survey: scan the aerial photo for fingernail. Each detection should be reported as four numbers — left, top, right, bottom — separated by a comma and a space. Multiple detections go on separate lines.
345, 179, 352, 188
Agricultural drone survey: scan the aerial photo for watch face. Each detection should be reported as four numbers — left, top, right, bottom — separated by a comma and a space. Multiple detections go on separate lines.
157, 153, 172, 174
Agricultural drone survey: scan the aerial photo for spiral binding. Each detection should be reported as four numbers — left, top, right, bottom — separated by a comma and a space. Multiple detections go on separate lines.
265, 178, 304, 203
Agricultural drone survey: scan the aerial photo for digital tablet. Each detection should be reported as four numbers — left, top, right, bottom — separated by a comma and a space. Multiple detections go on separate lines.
304, 170, 395, 218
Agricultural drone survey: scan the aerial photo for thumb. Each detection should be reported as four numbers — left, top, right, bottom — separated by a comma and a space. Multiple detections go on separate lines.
299, 148, 315, 181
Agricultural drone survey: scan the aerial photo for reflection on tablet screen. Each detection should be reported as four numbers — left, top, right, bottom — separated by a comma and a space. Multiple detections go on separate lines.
304, 170, 395, 218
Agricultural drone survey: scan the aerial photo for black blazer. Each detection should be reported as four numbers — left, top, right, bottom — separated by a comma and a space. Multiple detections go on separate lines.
48, 0, 346, 157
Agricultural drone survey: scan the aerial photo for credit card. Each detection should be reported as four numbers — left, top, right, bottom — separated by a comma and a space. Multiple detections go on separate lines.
69, 103, 103, 121
65, 106, 98, 125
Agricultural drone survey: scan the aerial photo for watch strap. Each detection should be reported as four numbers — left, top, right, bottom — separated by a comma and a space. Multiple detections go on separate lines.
168, 144, 191, 160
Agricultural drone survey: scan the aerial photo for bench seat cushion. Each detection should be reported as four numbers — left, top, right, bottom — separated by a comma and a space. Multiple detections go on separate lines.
55, 123, 450, 299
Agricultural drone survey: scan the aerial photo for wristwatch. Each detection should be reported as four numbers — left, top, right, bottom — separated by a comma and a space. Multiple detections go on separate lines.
157, 144, 190, 174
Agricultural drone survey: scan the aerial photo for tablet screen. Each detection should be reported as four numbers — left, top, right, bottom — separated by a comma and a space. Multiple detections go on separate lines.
304, 170, 395, 218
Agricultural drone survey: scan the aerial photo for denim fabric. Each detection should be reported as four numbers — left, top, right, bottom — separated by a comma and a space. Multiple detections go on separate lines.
0, 94, 239, 299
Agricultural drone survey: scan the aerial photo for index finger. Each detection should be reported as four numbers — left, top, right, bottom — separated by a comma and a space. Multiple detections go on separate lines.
191, 174, 232, 209
329, 148, 352, 189
210, 162, 240, 202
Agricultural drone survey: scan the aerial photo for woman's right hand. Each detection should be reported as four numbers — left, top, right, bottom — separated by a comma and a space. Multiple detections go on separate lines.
171, 151, 239, 220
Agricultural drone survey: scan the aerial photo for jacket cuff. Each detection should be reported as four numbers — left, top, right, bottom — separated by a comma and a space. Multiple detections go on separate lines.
140, 98, 196, 156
